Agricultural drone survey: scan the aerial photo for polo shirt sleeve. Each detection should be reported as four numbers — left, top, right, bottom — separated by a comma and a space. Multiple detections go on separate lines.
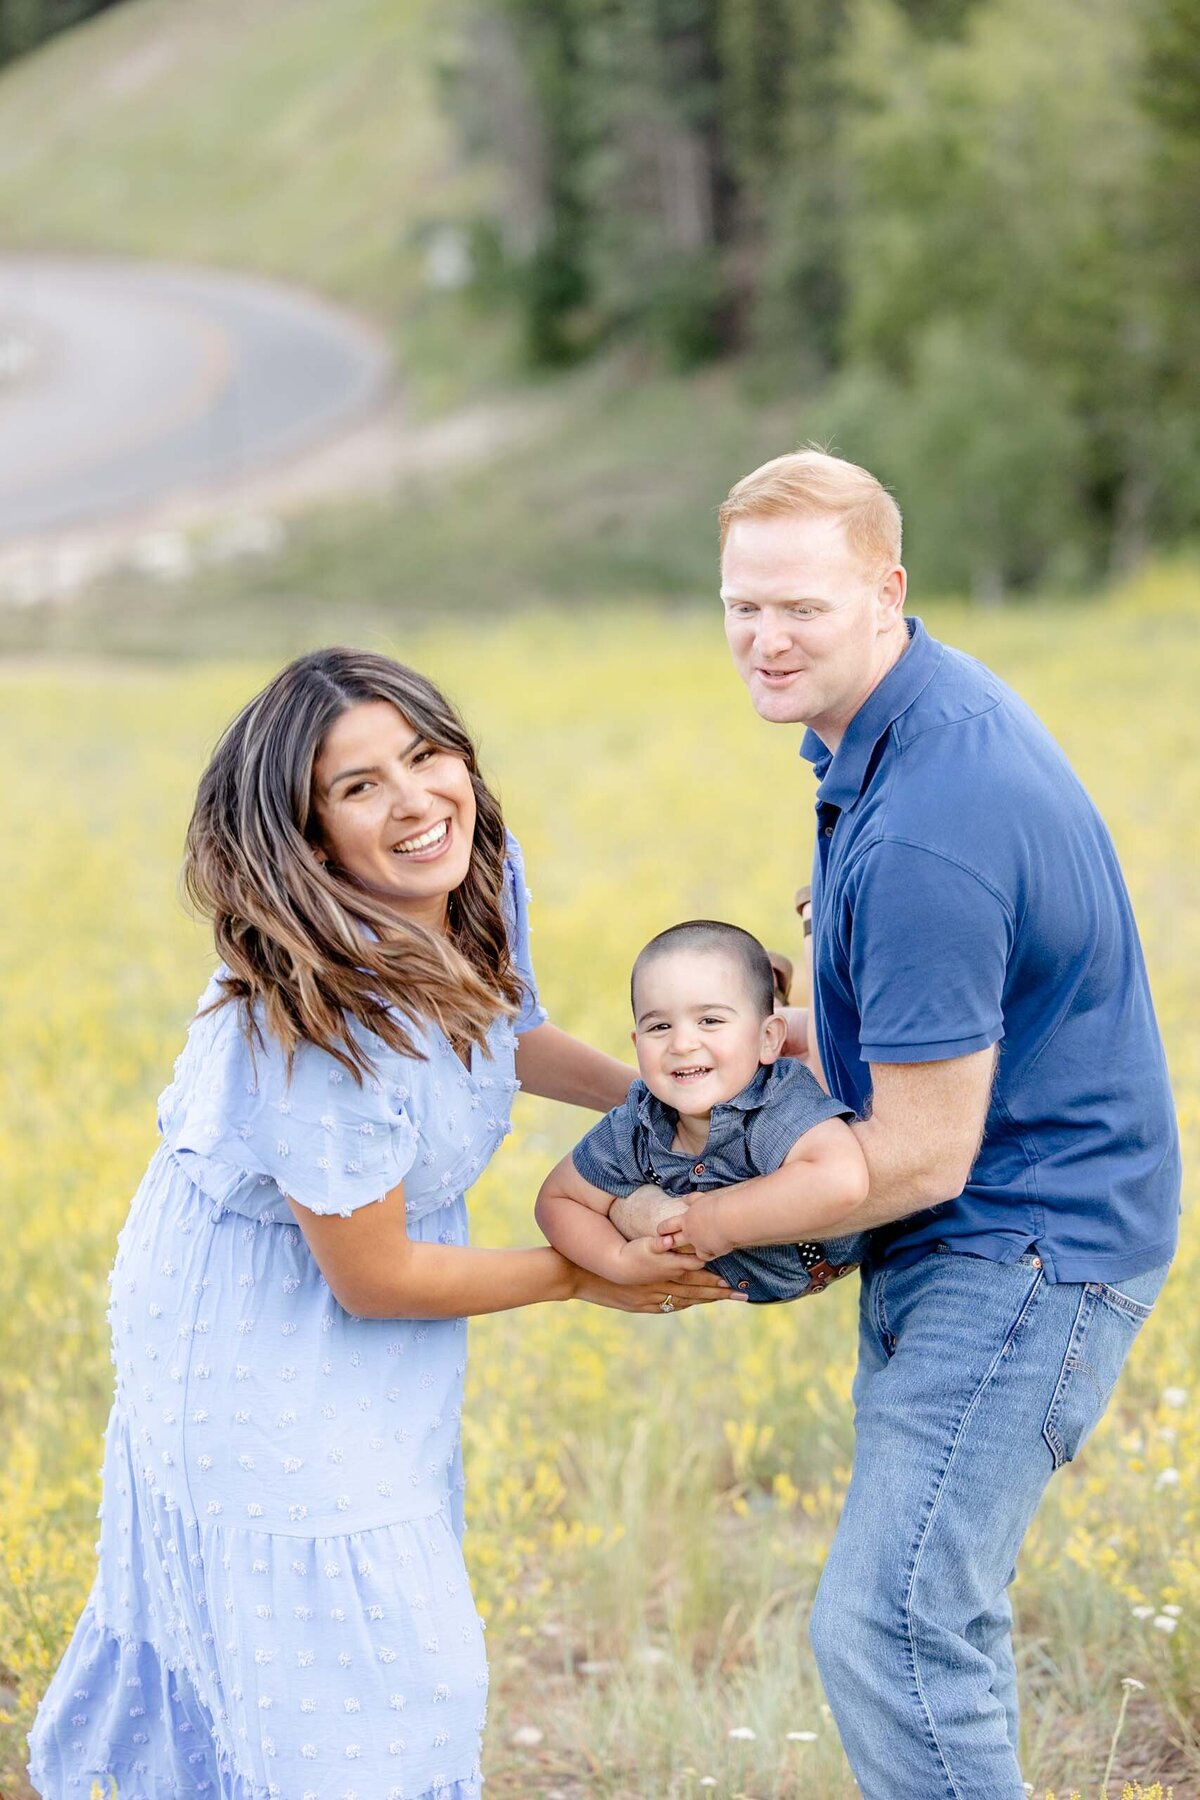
846, 838, 1012, 1063
571, 1086, 649, 1198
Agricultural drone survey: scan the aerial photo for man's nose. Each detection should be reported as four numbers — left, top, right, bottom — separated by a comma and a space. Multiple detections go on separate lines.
754, 609, 792, 659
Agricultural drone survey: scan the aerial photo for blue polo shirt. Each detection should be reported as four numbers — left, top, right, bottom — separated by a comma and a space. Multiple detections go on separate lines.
804, 618, 1180, 1284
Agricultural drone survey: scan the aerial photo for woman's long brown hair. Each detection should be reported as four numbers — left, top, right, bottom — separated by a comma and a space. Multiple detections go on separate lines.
182, 648, 524, 1078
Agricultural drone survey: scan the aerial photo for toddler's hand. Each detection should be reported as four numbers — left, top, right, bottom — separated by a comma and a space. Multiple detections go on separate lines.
658, 1192, 734, 1261
612, 1235, 707, 1285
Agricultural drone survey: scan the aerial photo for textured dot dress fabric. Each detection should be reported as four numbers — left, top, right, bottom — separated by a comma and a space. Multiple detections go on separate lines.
29, 839, 545, 1800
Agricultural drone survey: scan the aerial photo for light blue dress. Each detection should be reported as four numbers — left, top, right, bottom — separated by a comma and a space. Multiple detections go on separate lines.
29, 837, 545, 1800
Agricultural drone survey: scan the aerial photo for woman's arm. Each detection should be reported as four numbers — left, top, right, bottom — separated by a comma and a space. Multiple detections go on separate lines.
656, 1117, 870, 1260
288, 1180, 732, 1320
515, 1021, 635, 1112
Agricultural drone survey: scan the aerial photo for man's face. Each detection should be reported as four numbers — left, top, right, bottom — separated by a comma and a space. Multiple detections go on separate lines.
721, 511, 905, 745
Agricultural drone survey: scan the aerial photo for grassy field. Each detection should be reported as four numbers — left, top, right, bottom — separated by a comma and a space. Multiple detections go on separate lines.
1, 570, 1197, 1798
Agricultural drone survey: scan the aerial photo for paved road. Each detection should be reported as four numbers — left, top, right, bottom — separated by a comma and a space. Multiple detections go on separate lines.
0, 257, 390, 539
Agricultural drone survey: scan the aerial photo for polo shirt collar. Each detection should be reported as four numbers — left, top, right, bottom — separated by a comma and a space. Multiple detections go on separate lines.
799, 617, 943, 809
634, 1061, 775, 1131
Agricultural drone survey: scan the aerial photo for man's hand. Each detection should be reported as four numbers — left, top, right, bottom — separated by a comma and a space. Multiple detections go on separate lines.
610, 1183, 685, 1242
658, 1191, 734, 1261
777, 1004, 809, 1059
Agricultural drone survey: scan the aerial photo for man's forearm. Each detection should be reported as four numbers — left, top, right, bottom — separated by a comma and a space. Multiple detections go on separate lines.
837, 1046, 999, 1231
837, 1113, 958, 1230
711, 1149, 868, 1248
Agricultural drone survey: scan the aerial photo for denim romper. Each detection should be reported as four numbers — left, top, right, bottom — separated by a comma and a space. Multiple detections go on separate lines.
572, 1059, 866, 1302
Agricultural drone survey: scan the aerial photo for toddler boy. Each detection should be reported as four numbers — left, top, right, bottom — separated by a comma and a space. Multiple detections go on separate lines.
536, 920, 869, 1302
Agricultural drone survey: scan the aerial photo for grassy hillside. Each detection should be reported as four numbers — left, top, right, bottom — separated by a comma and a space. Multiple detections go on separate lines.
0, 0, 823, 626
0, 0, 515, 400
0, 0, 444, 298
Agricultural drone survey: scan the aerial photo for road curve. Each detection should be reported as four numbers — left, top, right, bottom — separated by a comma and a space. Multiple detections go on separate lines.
0, 256, 391, 539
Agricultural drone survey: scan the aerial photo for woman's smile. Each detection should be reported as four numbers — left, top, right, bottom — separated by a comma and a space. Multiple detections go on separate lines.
390, 817, 452, 859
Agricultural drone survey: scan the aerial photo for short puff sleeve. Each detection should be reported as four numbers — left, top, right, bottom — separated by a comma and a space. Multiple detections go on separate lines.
502, 831, 547, 1034
157, 982, 419, 1218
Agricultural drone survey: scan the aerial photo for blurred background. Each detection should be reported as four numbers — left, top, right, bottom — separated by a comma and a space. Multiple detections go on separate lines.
0, 0, 1197, 649
1, 4, 1197, 1798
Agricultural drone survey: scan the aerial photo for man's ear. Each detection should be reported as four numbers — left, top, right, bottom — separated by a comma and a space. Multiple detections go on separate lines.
759, 1010, 789, 1064
877, 562, 907, 629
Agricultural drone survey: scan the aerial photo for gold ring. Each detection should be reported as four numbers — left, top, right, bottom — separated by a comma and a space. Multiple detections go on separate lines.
659, 1294, 676, 1313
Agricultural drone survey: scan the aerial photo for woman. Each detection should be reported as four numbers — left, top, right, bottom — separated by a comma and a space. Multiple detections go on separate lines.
29, 648, 732, 1800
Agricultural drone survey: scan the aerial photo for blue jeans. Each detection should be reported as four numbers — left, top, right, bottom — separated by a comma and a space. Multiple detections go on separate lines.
809, 1247, 1170, 1800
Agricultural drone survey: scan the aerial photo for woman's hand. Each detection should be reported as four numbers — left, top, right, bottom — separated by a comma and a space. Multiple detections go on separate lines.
569, 1264, 745, 1313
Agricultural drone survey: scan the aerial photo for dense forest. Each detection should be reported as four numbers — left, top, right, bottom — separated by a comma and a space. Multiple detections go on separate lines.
459, 0, 1200, 597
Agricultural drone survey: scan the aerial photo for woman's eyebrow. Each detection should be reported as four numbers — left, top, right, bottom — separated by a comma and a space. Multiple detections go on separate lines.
328, 763, 378, 787
328, 732, 424, 789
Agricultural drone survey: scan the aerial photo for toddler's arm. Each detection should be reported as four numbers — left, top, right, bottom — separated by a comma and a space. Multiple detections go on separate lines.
657, 1115, 869, 1263
536, 1158, 705, 1285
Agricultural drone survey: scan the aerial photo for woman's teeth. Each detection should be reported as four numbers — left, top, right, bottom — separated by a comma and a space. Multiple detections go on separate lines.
392, 820, 448, 855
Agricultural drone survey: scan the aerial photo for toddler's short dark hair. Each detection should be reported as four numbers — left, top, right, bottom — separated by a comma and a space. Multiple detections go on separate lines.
631, 920, 775, 1021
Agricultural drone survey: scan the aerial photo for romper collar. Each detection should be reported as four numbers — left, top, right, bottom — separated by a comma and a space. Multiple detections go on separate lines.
633, 1061, 778, 1135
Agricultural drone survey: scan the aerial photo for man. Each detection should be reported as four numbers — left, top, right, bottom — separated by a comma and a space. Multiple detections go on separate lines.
716, 449, 1179, 1798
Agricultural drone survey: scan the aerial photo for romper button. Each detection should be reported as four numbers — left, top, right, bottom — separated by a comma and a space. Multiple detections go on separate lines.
738, 1280, 750, 1290
693, 1163, 705, 1176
